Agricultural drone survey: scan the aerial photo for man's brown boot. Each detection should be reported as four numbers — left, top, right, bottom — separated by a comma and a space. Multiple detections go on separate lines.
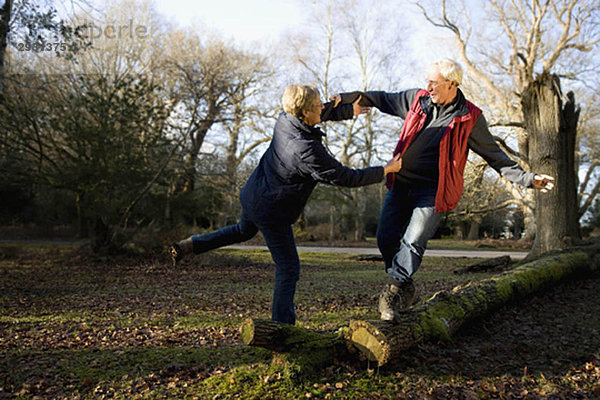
378, 279, 417, 323
169, 237, 193, 266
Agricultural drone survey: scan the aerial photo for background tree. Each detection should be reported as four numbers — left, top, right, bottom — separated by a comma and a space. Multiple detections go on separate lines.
0, 73, 171, 250
451, 162, 518, 240
0, 0, 90, 98
163, 32, 237, 194
576, 82, 600, 227
283, 0, 409, 240
215, 53, 275, 225
417, 0, 600, 256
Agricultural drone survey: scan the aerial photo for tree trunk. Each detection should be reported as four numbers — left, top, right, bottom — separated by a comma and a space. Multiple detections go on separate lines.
453, 255, 512, 274
562, 91, 580, 240
454, 221, 467, 240
520, 193, 536, 241
521, 73, 580, 257
92, 217, 111, 252
180, 110, 216, 193
75, 192, 89, 238
467, 218, 480, 240
347, 249, 596, 366
0, 0, 12, 101
222, 107, 241, 226
354, 187, 367, 241
328, 205, 335, 241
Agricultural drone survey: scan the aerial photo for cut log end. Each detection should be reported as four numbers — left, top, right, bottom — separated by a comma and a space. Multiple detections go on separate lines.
349, 326, 385, 363
240, 318, 256, 346
348, 320, 396, 365
239, 318, 287, 351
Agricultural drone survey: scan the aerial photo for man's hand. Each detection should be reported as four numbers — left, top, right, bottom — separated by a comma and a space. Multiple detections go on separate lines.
533, 174, 555, 193
352, 95, 371, 116
384, 154, 402, 175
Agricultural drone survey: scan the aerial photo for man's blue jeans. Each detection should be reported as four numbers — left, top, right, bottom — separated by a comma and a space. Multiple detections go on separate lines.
376, 183, 443, 283
191, 214, 300, 325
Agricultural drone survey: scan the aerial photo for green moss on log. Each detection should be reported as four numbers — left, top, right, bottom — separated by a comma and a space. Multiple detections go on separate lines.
348, 250, 595, 366
240, 318, 352, 376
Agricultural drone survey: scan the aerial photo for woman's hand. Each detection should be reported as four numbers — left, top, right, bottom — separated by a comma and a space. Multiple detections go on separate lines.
330, 94, 342, 107
383, 154, 402, 175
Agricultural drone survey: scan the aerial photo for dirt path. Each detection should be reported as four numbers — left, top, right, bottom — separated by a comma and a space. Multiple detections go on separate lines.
226, 244, 528, 259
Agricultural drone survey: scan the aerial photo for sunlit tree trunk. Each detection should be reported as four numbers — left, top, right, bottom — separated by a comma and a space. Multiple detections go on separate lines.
521, 73, 580, 257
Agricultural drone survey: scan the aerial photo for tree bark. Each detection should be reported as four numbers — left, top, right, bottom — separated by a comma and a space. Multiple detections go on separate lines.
181, 117, 213, 193
347, 250, 596, 366
467, 219, 480, 240
521, 73, 580, 257
240, 318, 353, 373
0, 0, 12, 101
354, 187, 367, 241
328, 204, 335, 240
454, 221, 467, 240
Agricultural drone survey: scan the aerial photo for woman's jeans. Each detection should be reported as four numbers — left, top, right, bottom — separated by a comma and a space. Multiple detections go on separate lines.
376, 183, 443, 284
191, 214, 300, 325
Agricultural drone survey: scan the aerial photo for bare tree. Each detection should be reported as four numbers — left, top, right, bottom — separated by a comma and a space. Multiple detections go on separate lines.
217, 50, 275, 224
162, 30, 243, 194
576, 82, 600, 223
417, 0, 600, 255
0, 0, 91, 99
285, 0, 409, 240
337, 0, 407, 240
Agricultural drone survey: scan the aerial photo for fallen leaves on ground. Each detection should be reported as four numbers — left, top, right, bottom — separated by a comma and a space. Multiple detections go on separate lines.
1, 244, 599, 399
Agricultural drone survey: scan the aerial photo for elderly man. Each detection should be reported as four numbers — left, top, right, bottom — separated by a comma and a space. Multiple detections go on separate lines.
333, 58, 554, 322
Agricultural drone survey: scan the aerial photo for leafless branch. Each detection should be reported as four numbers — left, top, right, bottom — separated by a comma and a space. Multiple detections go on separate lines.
491, 135, 525, 159
454, 199, 522, 216
579, 178, 600, 218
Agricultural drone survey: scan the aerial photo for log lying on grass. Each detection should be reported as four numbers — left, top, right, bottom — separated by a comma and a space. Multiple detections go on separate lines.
240, 247, 599, 369
240, 318, 353, 372
453, 255, 512, 274
348, 250, 597, 366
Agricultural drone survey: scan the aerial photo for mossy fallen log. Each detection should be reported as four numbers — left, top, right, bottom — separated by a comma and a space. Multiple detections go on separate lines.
240, 247, 599, 368
348, 250, 597, 366
240, 318, 353, 373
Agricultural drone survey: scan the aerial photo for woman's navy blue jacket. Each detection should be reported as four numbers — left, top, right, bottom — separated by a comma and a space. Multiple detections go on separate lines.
240, 102, 384, 225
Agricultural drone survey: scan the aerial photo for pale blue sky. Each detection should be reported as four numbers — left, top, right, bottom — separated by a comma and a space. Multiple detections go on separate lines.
153, 0, 304, 44
149, 0, 448, 64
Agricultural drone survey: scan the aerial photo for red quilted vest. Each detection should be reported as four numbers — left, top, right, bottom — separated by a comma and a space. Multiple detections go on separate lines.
386, 89, 482, 212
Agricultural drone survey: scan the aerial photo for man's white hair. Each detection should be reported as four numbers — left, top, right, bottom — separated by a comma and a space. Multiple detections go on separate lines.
430, 58, 463, 86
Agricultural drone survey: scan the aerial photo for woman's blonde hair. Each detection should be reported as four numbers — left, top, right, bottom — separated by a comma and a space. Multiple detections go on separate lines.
282, 84, 320, 119
430, 58, 463, 86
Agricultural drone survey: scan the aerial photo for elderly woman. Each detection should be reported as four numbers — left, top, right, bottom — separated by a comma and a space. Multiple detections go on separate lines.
170, 84, 402, 325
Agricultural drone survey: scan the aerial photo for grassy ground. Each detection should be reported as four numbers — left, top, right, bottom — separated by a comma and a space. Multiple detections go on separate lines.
0, 244, 599, 399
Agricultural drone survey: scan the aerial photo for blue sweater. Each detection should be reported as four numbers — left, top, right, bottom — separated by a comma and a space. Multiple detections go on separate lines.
240, 102, 384, 225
